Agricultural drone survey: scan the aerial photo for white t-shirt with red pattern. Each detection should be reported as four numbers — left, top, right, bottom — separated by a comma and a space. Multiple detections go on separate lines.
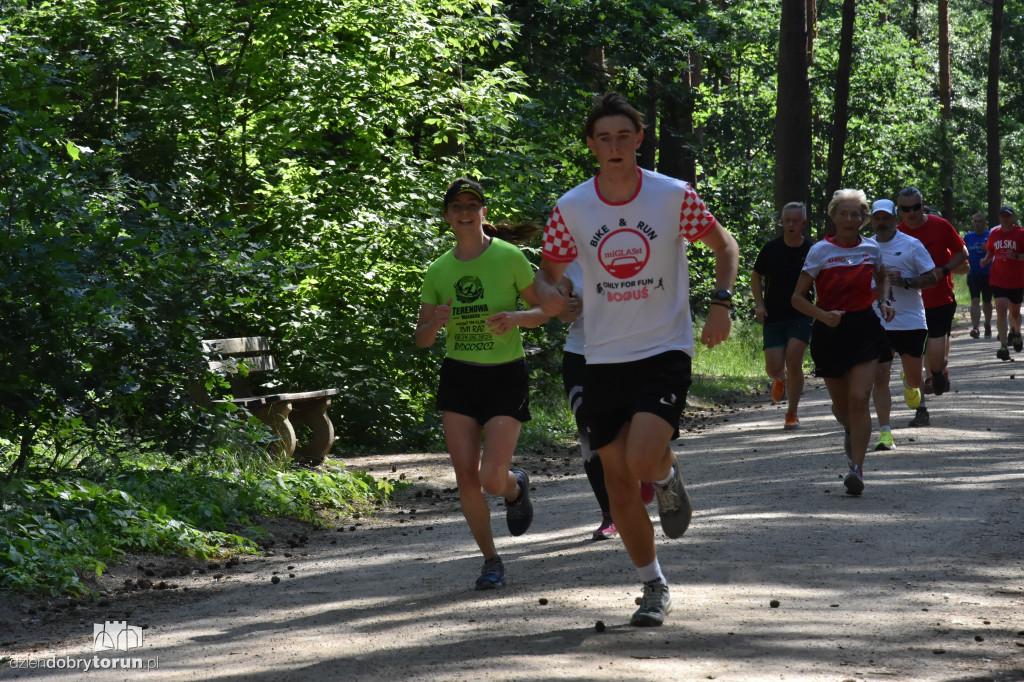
542, 168, 716, 364
801, 234, 882, 314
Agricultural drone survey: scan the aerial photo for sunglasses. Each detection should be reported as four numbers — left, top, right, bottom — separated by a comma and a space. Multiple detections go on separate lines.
899, 203, 922, 213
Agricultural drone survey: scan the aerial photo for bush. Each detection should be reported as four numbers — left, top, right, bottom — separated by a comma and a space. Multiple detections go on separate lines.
0, 460, 396, 596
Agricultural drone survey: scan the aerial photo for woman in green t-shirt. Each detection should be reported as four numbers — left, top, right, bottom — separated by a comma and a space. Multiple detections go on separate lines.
415, 178, 554, 590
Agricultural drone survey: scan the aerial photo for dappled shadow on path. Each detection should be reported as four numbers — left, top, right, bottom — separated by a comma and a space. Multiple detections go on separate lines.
10, 322, 1024, 681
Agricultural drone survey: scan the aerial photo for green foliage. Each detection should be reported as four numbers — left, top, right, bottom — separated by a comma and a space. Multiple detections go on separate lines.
1, 3, 296, 473
0, 458, 394, 596
2, 0, 1020, 464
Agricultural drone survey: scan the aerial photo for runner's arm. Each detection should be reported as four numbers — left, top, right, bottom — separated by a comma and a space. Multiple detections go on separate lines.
750, 270, 766, 323
936, 246, 969, 278
415, 300, 451, 348
535, 260, 570, 317
697, 221, 739, 348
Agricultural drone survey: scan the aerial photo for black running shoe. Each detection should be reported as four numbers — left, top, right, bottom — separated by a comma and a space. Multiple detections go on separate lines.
844, 465, 864, 496
505, 467, 533, 536
907, 405, 930, 427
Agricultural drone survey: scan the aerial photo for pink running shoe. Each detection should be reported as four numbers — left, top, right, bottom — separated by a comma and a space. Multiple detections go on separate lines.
592, 513, 617, 541
641, 481, 655, 505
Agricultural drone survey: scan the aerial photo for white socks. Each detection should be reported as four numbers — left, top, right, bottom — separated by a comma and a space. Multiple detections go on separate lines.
638, 557, 666, 585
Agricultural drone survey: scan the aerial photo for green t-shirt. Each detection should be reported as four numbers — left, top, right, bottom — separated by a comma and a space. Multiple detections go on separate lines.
421, 238, 535, 364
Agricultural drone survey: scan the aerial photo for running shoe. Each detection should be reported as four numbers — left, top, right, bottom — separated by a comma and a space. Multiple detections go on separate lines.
922, 377, 934, 395
907, 405, 930, 427
844, 464, 864, 496
592, 513, 617, 541
630, 579, 672, 627
969, 327, 980, 339
784, 412, 801, 430
505, 467, 534, 536
654, 455, 693, 539
984, 325, 992, 338
874, 430, 894, 451
770, 378, 786, 404
640, 481, 655, 505
901, 371, 922, 409
997, 345, 1011, 361
1013, 330, 1023, 352
474, 556, 505, 590
931, 370, 949, 396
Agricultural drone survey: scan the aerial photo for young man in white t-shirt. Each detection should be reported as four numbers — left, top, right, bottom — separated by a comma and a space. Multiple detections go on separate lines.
867, 199, 937, 448
533, 92, 739, 627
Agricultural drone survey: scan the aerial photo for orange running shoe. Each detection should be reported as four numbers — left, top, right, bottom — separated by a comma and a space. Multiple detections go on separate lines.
771, 378, 786, 404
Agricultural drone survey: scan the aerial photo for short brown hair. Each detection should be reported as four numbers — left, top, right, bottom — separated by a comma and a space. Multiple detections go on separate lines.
585, 92, 645, 139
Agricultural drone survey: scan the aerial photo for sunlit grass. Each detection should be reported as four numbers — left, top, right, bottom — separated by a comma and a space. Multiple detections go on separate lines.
952, 272, 969, 305
693, 316, 766, 375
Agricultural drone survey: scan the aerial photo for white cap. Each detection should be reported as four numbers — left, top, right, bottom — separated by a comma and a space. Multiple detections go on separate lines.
871, 199, 896, 215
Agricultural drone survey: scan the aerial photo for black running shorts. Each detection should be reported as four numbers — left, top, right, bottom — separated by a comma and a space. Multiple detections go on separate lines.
991, 286, 1024, 305
924, 301, 957, 339
811, 307, 887, 379
436, 357, 531, 425
582, 350, 691, 452
878, 328, 928, 363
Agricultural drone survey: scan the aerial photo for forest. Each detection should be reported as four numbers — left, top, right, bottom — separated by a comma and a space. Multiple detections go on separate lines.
2, 0, 1023, 468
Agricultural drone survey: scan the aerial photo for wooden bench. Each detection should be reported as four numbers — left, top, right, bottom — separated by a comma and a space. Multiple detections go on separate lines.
190, 336, 340, 465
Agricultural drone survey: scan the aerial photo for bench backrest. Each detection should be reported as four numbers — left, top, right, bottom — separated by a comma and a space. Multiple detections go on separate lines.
201, 336, 277, 398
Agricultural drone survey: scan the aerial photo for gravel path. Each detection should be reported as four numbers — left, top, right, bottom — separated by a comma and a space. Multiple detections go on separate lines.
3, 317, 1023, 681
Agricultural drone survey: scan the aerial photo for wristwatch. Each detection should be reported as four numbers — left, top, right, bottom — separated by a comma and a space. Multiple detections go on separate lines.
903, 277, 912, 290
710, 289, 733, 308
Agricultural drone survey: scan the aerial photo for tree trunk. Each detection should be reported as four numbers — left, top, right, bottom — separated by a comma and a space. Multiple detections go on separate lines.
588, 46, 609, 93
657, 97, 683, 182
658, 52, 703, 186
686, 51, 704, 186
639, 74, 658, 171
806, 0, 817, 63
773, 0, 813, 218
823, 0, 855, 227
938, 0, 954, 218
987, 0, 1004, 224
4, 425, 37, 481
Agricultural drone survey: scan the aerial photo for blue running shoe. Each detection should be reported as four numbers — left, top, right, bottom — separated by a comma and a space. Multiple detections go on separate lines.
474, 556, 505, 590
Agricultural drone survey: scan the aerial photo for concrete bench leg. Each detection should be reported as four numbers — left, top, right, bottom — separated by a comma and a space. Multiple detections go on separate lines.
290, 399, 335, 465
250, 401, 296, 460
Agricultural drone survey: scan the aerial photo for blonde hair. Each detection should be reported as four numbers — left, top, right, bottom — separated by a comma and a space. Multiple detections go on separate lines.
827, 189, 870, 227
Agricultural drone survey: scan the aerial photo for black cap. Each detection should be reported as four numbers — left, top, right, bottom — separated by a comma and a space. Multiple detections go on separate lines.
443, 178, 486, 210
999, 205, 1015, 215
